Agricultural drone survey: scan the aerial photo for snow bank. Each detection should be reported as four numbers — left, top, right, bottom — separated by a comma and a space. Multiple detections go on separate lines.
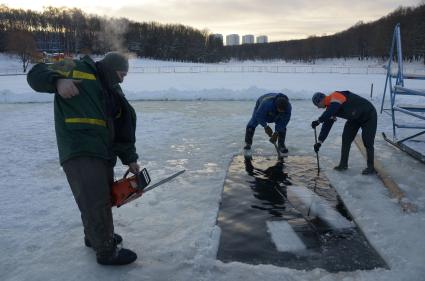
1, 55, 424, 103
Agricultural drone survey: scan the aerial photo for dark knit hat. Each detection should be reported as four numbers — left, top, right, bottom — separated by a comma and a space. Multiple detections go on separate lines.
100, 52, 129, 72
312, 92, 326, 106
276, 95, 289, 111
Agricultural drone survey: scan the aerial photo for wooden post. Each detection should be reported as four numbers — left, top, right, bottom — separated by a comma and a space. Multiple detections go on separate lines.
354, 135, 416, 213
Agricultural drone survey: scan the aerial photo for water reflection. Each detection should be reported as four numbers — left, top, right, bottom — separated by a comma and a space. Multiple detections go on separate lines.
217, 155, 388, 271
244, 156, 290, 217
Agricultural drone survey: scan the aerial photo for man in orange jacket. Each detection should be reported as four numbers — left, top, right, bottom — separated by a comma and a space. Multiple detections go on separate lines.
311, 91, 377, 175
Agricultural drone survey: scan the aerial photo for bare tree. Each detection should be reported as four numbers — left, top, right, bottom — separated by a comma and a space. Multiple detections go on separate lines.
6, 31, 38, 72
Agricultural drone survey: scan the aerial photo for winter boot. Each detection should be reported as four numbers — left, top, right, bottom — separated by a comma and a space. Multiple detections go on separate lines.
362, 167, 377, 175
279, 145, 289, 155
85, 233, 123, 248
245, 127, 255, 147
97, 248, 137, 266
334, 165, 348, 171
278, 130, 288, 154
244, 144, 252, 158
244, 127, 255, 157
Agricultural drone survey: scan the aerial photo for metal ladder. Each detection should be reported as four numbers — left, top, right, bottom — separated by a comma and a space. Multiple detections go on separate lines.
380, 23, 425, 163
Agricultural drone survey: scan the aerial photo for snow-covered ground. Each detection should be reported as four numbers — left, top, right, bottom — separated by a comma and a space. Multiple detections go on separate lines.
1, 53, 424, 103
1, 55, 425, 281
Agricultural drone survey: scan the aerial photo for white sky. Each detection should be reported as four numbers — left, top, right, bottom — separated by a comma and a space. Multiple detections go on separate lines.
1, 0, 422, 41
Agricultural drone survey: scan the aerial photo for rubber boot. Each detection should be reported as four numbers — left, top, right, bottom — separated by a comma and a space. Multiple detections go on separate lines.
334, 165, 348, 171
85, 233, 123, 248
336, 140, 351, 171
97, 248, 137, 266
278, 130, 288, 154
244, 127, 255, 149
360, 139, 376, 174
362, 166, 377, 175
244, 127, 255, 158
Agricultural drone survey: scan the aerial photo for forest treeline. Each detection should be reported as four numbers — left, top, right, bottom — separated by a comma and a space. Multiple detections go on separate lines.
0, 5, 222, 62
0, 4, 424, 63
225, 4, 425, 62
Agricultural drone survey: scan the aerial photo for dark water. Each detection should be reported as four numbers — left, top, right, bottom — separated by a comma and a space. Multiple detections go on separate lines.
216, 155, 388, 272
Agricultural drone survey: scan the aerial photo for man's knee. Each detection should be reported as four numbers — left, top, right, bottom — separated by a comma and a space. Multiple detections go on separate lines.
363, 140, 375, 150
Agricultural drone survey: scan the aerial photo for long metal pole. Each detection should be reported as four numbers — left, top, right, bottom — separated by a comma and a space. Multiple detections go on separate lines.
314, 127, 320, 175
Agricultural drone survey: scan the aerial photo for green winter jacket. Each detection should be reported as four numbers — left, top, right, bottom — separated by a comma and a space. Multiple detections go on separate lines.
27, 56, 138, 166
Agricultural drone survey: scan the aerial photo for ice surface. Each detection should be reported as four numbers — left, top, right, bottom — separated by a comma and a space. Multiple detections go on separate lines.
0, 55, 425, 281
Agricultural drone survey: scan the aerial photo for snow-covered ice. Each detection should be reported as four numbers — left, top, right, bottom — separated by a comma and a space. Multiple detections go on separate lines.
1, 56, 425, 281
266, 221, 306, 252
286, 186, 354, 230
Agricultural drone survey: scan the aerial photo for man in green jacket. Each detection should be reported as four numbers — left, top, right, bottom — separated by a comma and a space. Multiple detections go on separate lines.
27, 52, 139, 265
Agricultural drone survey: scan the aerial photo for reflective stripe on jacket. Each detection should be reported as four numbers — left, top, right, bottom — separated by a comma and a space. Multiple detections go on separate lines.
27, 56, 138, 165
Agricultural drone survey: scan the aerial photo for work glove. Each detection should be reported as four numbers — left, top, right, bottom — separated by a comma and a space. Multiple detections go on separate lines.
264, 126, 273, 137
311, 120, 320, 129
314, 142, 321, 153
269, 132, 278, 144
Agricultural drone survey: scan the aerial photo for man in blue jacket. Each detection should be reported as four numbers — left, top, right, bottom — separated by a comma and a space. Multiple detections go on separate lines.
244, 93, 292, 155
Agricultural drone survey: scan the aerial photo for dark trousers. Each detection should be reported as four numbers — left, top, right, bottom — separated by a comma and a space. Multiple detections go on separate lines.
339, 109, 377, 168
62, 157, 116, 255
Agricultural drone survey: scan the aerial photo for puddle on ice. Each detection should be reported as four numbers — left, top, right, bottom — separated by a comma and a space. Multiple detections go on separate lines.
216, 155, 388, 272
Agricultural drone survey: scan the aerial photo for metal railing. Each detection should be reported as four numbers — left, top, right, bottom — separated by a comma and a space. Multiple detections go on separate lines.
129, 65, 392, 75
1, 64, 424, 76
129, 64, 425, 75
0, 69, 27, 76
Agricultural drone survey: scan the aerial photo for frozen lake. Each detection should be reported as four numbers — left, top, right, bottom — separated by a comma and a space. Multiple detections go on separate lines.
1, 100, 425, 281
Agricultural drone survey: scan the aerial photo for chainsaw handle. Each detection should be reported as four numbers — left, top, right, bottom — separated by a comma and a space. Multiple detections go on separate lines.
123, 169, 131, 179
122, 168, 151, 189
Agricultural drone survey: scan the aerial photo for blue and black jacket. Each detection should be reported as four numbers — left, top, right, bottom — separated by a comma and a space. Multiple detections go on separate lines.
247, 93, 291, 132
318, 91, 376, 142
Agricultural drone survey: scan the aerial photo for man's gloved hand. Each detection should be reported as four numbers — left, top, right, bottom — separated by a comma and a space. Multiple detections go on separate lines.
128, 162, 140, 175
314, 142, 321, 153
264, 126, 273, 137
311, 120, 320, 129
270, 132, 278, 144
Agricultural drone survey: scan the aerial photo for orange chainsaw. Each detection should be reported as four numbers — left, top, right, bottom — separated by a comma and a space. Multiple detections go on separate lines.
111, 168, 185, 207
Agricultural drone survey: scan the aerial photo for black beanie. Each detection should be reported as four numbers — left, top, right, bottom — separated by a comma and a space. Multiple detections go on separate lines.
276, 95, 288, 111
100, 52, 129, 72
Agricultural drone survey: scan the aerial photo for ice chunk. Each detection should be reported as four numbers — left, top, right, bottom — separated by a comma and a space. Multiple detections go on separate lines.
267, 220, 306, 252
287, 186, 354, 229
